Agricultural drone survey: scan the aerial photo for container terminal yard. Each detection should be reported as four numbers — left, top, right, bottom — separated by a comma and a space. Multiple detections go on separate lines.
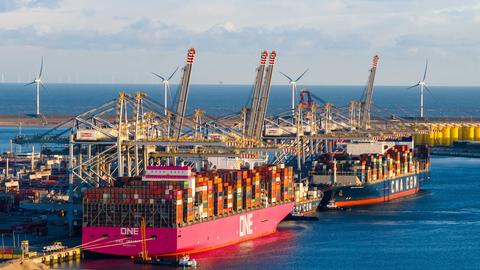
1, 48, 480, 268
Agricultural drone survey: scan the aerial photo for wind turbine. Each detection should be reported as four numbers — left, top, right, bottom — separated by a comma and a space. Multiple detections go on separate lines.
408, 59, 431, 118
152, 66, 179, 115
24, 57, 45, 116
279, 69, 309, 115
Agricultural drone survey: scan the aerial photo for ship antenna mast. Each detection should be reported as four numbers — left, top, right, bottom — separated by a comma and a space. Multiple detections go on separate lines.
140, 217, 150, 261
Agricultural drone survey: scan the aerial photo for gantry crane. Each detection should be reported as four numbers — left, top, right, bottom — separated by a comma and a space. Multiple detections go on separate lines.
359, 55, 379, 130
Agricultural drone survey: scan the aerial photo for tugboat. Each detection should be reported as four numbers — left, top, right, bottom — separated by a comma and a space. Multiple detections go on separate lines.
133, 217, 197, 267
178, 254, 198, 268
134, 254, 197, 267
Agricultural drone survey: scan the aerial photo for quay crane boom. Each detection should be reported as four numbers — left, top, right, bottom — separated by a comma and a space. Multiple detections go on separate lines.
360, 55, 379, 130
253, 51, 277, 141
172, 48, 196, 139
246, 51, 269, 139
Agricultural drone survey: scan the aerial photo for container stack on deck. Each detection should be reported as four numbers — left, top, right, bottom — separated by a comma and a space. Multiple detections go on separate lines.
82, 164, 294, 228
311, 145, 430, 182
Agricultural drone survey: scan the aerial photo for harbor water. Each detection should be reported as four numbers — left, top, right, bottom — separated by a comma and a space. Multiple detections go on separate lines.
47, 156, 480, 269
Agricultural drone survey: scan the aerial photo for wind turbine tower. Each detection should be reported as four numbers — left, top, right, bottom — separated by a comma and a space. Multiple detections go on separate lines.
279, 69, 308, 116
24, 57, 45, 116
408, 60, 430, 118
152, 67, 179, 115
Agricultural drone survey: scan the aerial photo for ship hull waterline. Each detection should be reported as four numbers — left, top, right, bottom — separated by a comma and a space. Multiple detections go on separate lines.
82, 202, 295, 256
320, 172, 429, 208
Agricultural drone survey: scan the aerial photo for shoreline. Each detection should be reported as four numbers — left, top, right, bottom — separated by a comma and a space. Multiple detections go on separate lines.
0, 114, 75, 128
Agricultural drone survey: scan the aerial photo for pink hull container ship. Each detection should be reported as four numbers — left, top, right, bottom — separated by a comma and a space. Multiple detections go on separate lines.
82, 165, 295, 256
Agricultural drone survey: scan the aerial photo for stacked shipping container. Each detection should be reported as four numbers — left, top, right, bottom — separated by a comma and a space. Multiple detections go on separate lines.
311, 145, 430, 183
83, 164, 295, 229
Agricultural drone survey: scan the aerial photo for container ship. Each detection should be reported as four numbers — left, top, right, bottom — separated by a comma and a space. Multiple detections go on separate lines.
309, 142, 430, 208
81, 164, 295, 256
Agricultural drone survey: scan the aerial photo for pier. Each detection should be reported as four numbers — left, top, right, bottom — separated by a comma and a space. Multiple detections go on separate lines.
0, 247, 81, 269
31, 247, 82, 265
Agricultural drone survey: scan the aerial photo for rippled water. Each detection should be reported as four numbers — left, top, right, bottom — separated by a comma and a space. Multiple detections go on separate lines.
52, 156, 480, 270
0, 83, 479, 117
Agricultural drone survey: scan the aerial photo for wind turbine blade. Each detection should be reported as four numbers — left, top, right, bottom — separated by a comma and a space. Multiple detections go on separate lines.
279, 71, 293, 82
407, 83, 419, 89
295, 68, 309, 82
24, 81, 35, 86
167, 66, 179, 81
40, 82, 46, 90
39, 56, 44, 78
424, 85, 433, 95
422, 59, 428, 81
151, 72, 165, 81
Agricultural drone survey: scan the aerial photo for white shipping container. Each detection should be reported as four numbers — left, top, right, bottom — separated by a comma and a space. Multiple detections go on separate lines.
264, 128, 284, 136
76, 130, 97, 141
208, 133, 223, 140
284, 127, 297, 134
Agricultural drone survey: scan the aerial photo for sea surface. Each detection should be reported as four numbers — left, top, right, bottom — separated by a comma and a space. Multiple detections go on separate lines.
0, 83, 479, 118
0, 83, 479, 269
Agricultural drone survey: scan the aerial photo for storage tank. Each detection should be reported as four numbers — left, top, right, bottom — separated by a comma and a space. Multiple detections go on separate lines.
442, 126, 451, 146
434, 127, 443, 146
450, 126, 459, 144
467, 127, 475, 141
475, 126, 480, 141
422, 134, 428, 145
427, 126, 436, 146
461, 126, 469, 140
414, 134, 424, 145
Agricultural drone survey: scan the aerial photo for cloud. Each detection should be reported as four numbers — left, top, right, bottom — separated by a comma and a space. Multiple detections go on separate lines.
0, 17, 372, 53
27, 0, 61, 8
0, 0, 479, 85
0, 0, 19, 12
395, 34, 480, 51
0, 0, 61, 12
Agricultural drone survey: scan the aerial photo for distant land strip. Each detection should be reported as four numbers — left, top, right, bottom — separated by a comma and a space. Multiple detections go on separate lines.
0, 114, 100, 127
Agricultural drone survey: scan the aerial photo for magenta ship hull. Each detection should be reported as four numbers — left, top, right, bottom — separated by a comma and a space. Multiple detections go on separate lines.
82, 202, 294, 256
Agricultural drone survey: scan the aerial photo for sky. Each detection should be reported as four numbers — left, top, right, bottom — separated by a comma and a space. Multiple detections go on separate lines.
0, 0, 479, 85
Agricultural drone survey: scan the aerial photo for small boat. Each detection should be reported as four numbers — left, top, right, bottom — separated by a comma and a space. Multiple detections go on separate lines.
178, 255, 197, 268
134, 255, 197, 267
